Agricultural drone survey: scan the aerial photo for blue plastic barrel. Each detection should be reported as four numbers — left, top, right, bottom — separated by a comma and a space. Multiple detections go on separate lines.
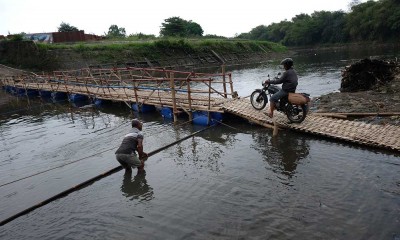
51, 92, 67, 100
161, 107, 173, 119
142, 104, 156, 113
4, 86, 13, 93
25, 89, 38, 97
94, 99, 103, 106
210, 112, 224, 125
192, 111, 224, 126
93, 98, 112, 107
69, 94, 88, 102
132, 103, 156, 113
39, 90, 52, 98
193, 111, 209, 126
14, 88, 26, 96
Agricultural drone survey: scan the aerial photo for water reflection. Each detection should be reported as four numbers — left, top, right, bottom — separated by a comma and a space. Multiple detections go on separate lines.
252, 131, 310, 178
170, 125, 238, 172
121, 170, 154, 202
0, 94, 131, 131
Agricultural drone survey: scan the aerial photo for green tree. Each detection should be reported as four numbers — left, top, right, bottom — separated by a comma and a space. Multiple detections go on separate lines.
266, 21, 291, 42
106, 25, 126, 38
311, 11, 347, 43
282, 14, 317, 45
345, 1, 377, 40
160, 17, 187, 37
345, 0, 400, 41
186, 21, 203, 36
248, 25, 269, 40
160, 17, 203, 37
236, 0, 399, 45
58, 22, 79, 32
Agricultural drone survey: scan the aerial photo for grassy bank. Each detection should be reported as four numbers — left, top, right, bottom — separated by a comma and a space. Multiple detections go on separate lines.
1, 38, 286, 71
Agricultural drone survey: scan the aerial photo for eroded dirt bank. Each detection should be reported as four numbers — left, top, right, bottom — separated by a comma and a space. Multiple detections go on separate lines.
312, 59, 400, 125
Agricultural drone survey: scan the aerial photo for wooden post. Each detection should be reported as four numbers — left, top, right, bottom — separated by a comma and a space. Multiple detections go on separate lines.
133, 78, 139, 106
170, 72, 178, 122
64, 75, 69, 100
84, 77, 90, 100
187, 77, 193, 122
228, 73, 234, 98
208, 78, 211, 125
273, 120, 279, 137
222, 65, 227, 98
22, 76, 31, 106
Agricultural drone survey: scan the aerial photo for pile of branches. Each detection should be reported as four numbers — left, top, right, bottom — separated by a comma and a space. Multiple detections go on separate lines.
340, 58, 398, 92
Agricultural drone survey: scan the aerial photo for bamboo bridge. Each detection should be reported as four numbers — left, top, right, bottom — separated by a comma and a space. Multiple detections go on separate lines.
1, 66, 399, 152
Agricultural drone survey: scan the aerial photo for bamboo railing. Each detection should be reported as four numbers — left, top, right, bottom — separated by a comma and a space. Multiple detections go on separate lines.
0, 66, 235, 122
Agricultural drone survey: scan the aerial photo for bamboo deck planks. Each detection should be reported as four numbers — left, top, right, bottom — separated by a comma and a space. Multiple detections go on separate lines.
2, 76, 400, 152
221, 99, 400, 152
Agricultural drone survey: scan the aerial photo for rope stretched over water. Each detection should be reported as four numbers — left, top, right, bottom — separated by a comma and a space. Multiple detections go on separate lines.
0, 116, 202, 188
0, 124, 215, 226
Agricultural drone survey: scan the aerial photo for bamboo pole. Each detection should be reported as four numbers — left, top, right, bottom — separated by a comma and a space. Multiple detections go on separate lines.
187, 77, 193, 122
229, 73, 234, 97
0, 124, 215, 227
170, 72, 178, 122
222, 65, 227, 98
208, 78, 211, 125
311, 113, 347, 119
313, 112, 400, 117
273, 120, 279, 137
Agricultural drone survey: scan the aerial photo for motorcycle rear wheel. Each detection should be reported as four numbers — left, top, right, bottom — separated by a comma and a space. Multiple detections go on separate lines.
250, 90, 267, 110
286, 103, 307, 123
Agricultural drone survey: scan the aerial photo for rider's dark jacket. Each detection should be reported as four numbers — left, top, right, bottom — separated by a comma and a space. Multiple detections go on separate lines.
269, 68, 298, 93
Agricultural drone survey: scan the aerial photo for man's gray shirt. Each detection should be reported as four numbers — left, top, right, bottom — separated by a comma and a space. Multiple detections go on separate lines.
269, 68, 298, 93
115, 128, 144, 154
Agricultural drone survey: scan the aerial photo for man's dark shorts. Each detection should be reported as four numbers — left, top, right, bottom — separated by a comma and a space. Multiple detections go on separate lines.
115, 153, 141, 169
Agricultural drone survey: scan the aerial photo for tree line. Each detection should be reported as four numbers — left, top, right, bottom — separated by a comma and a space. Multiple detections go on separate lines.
57, 16, 210, 40
237, 0, 400, 46
24, 0, 400, 45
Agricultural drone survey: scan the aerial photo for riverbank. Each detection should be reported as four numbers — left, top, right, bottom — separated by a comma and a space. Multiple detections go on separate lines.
0, 39, 286, 71
311, 62, 400, 126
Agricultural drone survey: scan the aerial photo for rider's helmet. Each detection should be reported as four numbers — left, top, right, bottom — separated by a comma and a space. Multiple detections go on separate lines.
280, 58, 294, 68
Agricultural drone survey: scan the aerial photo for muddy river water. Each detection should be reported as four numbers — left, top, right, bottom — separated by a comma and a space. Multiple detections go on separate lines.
0, 46, 399, 239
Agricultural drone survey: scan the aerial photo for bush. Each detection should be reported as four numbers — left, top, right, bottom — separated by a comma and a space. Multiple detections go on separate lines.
9, 34, 24, 42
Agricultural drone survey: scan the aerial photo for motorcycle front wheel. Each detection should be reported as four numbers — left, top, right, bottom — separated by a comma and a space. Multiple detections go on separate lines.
250, 90, 267, 110
286, 103, 307, 123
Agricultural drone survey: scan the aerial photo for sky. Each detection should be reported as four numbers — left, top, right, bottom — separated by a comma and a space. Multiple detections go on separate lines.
0, 0, 366, 37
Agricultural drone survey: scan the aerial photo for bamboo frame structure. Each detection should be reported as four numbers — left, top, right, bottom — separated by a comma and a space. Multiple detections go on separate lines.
2, 67, 400, 152
1, 67, 235, 122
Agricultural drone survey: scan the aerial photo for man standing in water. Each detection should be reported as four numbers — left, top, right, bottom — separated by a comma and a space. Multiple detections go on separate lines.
115, 119, 148, 172
265, 58, 298, 118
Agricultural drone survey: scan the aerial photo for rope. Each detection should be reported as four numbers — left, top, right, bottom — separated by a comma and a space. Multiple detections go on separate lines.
0, 116, 203, 188
209, 118, 240, 131
0, 124, 215, 226
0, 148, 113, 188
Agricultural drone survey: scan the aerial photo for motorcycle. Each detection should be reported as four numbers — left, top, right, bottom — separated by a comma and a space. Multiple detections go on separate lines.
250, 73, 310, 123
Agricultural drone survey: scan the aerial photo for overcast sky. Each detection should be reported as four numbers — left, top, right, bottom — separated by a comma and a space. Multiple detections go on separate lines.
0, 0, 366, 37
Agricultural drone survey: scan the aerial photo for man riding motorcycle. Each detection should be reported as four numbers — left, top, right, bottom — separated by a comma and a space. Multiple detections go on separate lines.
264, 58, 298, 118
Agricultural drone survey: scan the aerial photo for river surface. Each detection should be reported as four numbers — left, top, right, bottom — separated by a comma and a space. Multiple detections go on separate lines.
1, 46, 400, 239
